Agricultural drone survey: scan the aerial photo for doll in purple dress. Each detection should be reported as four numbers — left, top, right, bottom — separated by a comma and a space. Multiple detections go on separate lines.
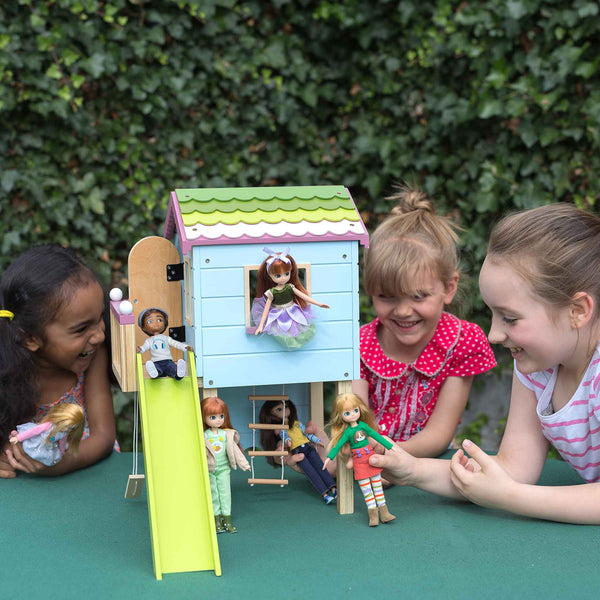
9, 403, 85, 467
251, 248, 329, 349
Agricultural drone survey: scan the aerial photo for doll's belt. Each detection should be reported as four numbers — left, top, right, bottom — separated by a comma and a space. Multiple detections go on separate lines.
352, 446, 372, 459
275, 301, 294, 309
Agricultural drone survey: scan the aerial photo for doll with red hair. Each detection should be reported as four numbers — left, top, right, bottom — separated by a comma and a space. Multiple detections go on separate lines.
251, 247, 329, 349
201, 396, 250, 534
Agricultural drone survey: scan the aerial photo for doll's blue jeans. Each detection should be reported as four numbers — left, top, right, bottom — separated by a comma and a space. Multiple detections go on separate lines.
153, 359, 181, 380
292, 443, 336, 495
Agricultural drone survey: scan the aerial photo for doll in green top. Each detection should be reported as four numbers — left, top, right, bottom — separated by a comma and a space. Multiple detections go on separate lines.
323, 393, 396, 527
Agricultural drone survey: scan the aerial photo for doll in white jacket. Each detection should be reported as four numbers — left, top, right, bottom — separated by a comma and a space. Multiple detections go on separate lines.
201, 396, 250, 533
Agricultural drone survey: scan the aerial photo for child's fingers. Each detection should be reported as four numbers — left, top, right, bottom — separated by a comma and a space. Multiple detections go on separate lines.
0, 450, 17, 478
5, 446, 44, 474
460, 440, 490, 467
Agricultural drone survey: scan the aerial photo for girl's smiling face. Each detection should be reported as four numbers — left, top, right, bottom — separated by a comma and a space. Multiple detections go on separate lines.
372, 271, 457, 363
479, 258, 575, 374
27, 281, 106, 375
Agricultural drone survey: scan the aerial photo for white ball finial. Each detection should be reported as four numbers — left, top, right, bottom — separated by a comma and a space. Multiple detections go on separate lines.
109, 288, 124, 302
119, 300, 133, 315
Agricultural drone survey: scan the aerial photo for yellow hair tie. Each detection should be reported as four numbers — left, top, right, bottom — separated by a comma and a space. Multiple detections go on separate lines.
0, 310, 14, 321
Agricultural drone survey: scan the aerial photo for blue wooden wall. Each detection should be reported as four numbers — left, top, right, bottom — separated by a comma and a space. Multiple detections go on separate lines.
183, 241, 360, 389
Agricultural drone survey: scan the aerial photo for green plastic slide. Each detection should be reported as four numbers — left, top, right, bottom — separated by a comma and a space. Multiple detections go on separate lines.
136, 352, 221, 579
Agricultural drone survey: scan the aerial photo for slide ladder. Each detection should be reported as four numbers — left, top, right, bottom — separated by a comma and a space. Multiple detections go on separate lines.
137, 352, 221, 579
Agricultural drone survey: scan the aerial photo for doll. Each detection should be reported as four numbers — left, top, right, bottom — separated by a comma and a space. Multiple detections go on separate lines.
9, 403, 85, 467
201, 396, 250, 533
323, 393, 396, 527
137, 307, 192, 380
259, 399, 337, 504
251, 247, 329, 349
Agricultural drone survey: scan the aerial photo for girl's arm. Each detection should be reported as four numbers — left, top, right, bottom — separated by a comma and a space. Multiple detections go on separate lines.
255, 295, 273, 334
450, 439, 600, 523
368, 372, 543, 500
446, 373, 600, 523
399, 375, 473, 457
37, 344, 115, 476
291, 287, 329, 309
372, 372, 600, 523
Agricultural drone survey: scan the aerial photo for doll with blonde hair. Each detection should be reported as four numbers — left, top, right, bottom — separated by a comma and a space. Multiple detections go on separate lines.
355, 184, 496, 456
9, 403, 85, 467
323, 393, 396, 526
252, 247, 329, 349
201, 396, 250, 533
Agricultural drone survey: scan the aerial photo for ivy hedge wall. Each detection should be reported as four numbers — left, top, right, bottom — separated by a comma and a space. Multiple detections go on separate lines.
2, 0, 599, 444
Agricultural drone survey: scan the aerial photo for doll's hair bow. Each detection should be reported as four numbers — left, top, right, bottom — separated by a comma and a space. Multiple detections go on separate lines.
263, 247, 291, 273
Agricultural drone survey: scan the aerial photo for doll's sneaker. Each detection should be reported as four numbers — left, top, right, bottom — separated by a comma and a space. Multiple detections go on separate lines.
145, 361, 158, 379
176, 359, 187, 378
323, 493, 336, 505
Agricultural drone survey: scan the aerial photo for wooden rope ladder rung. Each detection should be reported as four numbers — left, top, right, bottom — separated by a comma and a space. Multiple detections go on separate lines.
248, 394, 290, 487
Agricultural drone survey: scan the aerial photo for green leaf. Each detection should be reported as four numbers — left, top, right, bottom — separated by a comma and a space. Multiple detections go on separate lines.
46, 64, 62, 79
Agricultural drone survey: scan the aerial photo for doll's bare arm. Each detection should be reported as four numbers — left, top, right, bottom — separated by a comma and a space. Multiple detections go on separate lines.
291, 287, 329, 309
255, 296, 273, 334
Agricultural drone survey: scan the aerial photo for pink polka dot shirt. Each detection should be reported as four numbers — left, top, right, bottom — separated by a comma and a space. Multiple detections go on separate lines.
360, 312, 496, 441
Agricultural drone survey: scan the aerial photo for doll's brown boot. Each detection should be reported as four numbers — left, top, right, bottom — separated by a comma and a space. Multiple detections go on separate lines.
378, 504, 396, 523
368, 507, 379, 527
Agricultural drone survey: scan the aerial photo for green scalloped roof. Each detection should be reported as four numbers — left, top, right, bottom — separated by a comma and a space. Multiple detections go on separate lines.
175, 186, 359, 226
167, 185, 370, 250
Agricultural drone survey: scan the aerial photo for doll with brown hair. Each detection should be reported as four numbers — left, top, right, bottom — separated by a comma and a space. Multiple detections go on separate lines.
201, 396, 250, 534
137, 307, 192, 380
251, 247, 329, 349
259, 399, 337, 504
9, 403, 85, 467
323, 393, 396, 526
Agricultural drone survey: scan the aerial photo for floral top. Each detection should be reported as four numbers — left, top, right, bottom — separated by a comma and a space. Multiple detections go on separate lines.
360, 313, 496, 441
34, 372, 119, 451
35, 373, 89, 440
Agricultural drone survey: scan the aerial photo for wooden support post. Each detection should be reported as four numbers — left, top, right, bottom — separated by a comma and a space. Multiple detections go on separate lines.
309, 382, 324, 429
198, 379, 218, 400
335, 380, 354, 515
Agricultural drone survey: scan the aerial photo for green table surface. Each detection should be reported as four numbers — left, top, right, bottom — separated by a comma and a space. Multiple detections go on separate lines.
1, 451, 597, 599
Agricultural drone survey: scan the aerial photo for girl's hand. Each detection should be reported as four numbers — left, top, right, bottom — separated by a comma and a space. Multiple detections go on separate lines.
9, 430, 18, 445
4, 443, 47, 475
322, 457, 331, 471
254, 325, 263, 335
0, 446, 17, 478
368, 443, 417, 486
449, 440, 515, 509
319, 303, 330, 309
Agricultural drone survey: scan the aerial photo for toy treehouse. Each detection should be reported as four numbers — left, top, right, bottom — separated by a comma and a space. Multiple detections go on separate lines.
110, 185, 368, 578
